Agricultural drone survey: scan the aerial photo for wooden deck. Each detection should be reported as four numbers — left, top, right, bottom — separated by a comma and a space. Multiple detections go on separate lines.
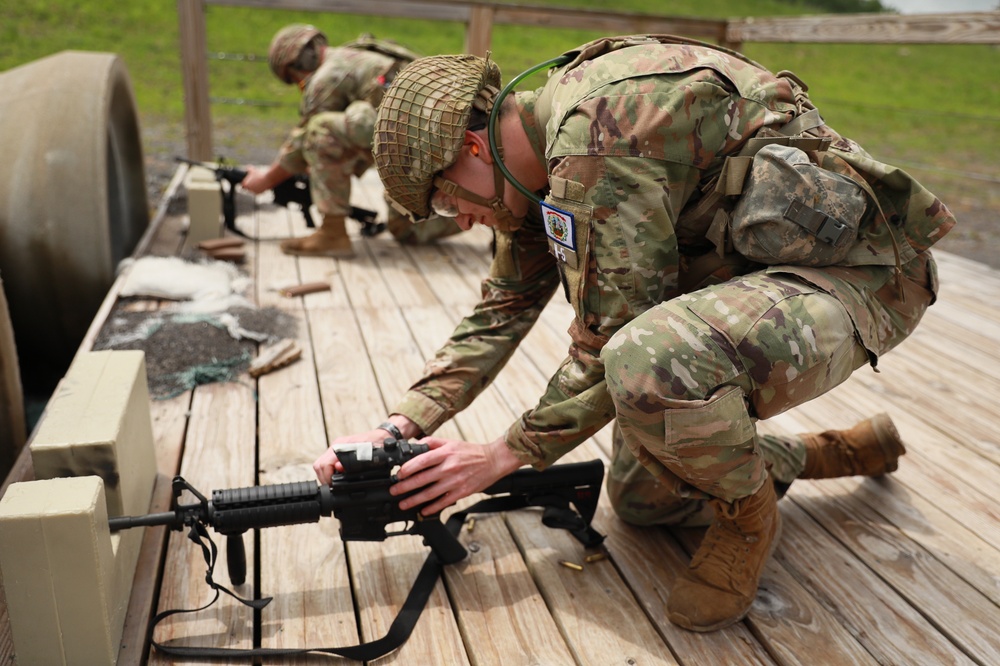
3, 168, 999, 665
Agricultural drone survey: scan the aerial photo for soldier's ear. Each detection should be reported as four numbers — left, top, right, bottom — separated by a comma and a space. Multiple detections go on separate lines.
463, 131, 492, 164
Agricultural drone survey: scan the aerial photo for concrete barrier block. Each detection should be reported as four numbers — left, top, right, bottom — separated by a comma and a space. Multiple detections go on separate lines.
30, 349, 156, 517
2, 349, 158, 664
0, 476, 124, 665
184, 164, 222, 246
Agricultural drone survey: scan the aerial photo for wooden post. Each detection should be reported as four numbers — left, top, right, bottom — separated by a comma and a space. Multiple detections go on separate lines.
721, 19, 742, 53
177, 0, 213, 160
465, 5, 495, 56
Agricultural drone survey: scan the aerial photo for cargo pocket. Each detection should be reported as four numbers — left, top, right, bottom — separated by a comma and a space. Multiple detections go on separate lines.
658, 385, 757, 494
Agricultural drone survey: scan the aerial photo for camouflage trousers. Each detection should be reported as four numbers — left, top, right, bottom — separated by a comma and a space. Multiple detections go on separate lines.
296, 112, 462, 244
601, 253, 937, 526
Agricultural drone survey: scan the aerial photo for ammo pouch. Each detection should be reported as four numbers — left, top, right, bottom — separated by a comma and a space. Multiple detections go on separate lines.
728, 143, 867, 267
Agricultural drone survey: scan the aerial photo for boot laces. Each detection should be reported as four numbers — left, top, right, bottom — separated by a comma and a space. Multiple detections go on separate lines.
690, 503, 758, 583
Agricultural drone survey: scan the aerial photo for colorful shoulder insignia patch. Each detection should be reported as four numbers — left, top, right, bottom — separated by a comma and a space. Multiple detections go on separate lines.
541, 202, 576, 250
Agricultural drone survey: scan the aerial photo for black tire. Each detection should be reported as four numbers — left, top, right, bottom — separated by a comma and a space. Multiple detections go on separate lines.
0, 276, 25, 479
0, 51, 149, 397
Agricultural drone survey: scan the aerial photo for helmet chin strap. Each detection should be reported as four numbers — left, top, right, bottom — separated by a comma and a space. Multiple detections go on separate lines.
431, 122, 522, 232
432, 168, 522, 232
485, 128, 523, 232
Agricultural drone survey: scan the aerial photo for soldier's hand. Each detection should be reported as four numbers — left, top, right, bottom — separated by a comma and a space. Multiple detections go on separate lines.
240, 166, 270, 194
392, 436, 523, 515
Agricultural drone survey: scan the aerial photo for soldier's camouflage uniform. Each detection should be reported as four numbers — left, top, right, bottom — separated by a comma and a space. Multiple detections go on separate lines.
390, 36, 956, 525
277, 41, 460, 244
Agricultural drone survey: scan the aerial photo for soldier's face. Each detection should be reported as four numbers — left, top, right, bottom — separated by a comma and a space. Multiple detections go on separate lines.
438, 143, 529, 230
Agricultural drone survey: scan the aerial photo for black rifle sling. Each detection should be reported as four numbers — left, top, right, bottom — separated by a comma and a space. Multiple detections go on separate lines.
148, 493, 603, 661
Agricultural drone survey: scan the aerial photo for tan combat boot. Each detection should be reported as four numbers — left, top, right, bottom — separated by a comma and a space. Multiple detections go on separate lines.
800, 413, 905, 479
667, 481, 781, 632
280, 214, 355, 258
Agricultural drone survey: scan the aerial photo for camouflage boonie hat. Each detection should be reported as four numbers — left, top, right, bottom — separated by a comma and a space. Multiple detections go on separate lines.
373, 54, 501, 220
268, 24, 327, 83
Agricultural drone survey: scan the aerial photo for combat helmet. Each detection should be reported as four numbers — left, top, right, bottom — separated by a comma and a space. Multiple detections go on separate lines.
373, 54, 501, 221
268, 24, 328, 84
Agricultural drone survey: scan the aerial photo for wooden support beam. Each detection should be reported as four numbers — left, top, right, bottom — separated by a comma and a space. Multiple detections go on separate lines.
727, 11, 1000, 45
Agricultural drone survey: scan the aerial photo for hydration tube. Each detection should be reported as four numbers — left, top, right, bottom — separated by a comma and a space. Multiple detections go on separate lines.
487, 54, 572, 205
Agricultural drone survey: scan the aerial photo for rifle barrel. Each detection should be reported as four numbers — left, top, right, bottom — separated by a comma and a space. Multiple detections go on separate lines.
108, 511, 182, 531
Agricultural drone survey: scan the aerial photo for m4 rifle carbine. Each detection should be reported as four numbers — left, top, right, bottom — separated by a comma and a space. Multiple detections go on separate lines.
109, 438, 605, 586
176, 157, 387, 240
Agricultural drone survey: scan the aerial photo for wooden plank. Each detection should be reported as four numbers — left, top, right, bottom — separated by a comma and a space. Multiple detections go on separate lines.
342, 222, 589, 664
209, 0, 472, 22
727, 12, 1000, 45
797, 469, 1000, 611
392, 321, 676, 662
117, 393, 193, 665
248, 196, 363, 654
760, 395, 1000, 663
505, 508, 681, 664
492, 4, 726, 39
785, 479, 1000, 663
397, 239, 693, 663
799, 355, 1000, 532
773, 501, 978, 666
302, 228, 471, 664
447, 514, 578, 666
342, 308, 469, 664
596, 508, 777, 665
207, 0, 728, 41
147, 382, 257, 664
866, 338, 1000, 466
408, 228, 758, 663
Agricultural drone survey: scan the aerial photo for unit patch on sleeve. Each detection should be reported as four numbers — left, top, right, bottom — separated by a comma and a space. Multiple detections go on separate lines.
541, 201, 579, 268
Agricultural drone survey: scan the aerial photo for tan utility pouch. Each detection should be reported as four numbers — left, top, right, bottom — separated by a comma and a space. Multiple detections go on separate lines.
728, 143, 867, 267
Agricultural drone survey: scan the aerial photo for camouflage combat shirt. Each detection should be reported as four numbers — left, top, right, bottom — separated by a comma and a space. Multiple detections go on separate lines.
391, 36, 956, 468
278, 44, 407, 173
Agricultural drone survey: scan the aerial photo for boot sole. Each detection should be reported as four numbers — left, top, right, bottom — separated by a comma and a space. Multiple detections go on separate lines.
668, 511, 784, 633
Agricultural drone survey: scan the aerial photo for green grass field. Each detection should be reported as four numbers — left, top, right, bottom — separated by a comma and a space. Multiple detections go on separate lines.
1, 0, 997, 215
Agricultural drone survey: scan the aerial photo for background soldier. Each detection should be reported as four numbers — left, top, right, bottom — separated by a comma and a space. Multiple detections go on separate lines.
241, 24, 460, 257
314, 36, 955, 632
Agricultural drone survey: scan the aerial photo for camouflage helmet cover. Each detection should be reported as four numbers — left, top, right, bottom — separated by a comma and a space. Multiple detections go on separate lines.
374, 54, 502, 220
268, 24, 328, 83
